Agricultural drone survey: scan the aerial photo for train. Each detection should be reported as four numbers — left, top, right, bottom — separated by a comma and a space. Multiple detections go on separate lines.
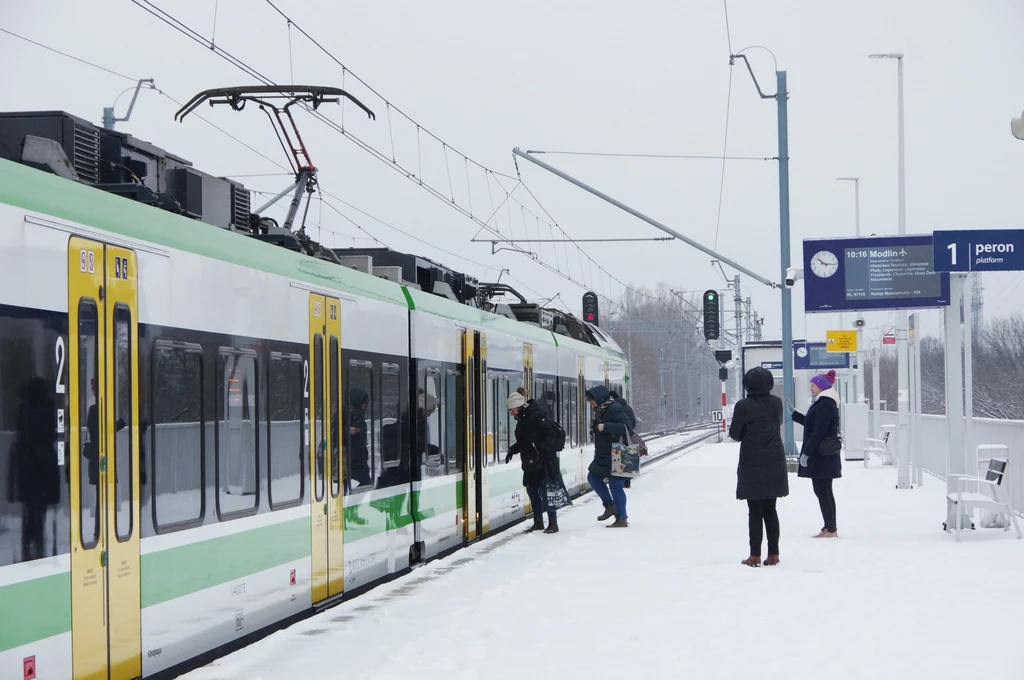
0, 110, 628, 680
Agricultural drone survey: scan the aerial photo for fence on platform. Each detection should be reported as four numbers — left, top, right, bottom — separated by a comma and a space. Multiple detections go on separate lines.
870, 410, 1024, 517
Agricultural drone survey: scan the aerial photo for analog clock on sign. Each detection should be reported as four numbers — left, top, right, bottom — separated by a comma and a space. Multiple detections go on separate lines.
810, 251, 839, 278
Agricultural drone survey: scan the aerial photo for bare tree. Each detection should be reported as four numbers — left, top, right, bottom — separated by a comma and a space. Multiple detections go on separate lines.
604, 285, 721, 430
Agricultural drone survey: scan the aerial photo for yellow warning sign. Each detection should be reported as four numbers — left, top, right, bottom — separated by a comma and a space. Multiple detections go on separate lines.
826, 330, 858, 353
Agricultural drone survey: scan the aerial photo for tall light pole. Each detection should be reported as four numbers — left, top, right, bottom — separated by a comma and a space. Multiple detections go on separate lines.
870, 52, 911, 489
837, 177, 864, 404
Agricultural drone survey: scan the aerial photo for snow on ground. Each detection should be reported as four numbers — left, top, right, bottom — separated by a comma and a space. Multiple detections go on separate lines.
182, 442, 1024, 680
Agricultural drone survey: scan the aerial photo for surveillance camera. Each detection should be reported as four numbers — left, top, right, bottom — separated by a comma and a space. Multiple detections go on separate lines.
784, 267, 803, 287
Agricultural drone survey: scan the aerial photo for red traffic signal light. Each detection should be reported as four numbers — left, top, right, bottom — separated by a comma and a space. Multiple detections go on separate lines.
582, 292, 599, 326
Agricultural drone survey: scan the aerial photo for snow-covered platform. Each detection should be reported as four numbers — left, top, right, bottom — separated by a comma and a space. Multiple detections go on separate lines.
183, 442, 1024, 680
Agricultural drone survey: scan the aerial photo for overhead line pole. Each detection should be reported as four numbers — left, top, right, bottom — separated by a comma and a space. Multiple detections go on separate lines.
511, 148, 779, 288
729, 52, 796, 461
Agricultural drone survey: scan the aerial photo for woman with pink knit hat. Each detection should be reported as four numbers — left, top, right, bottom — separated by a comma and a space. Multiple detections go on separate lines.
791, 369, 842, 538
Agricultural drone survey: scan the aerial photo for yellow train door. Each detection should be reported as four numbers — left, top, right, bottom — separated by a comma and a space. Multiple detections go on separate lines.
308, 294, 345, 603
68, 237, 141, 680
476, 332, 490, 534
461, 330, 478, 541
523, 344, 534, 398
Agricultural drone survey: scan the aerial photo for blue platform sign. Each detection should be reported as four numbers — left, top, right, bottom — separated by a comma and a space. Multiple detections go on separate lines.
803, 235, 950, 313
932, 229, 1024, 272
794, 342, 850, 370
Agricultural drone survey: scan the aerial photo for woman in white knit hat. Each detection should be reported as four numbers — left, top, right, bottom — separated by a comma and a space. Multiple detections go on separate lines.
504, 387, 570, 533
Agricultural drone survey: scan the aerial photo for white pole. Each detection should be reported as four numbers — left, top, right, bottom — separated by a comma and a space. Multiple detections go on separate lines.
894, 55, 912, 489
872, 343, 881, 437
913, 314, 923, 485
854, 178, 865, 405
945, 274, 969, 529
964, 275, 976, 478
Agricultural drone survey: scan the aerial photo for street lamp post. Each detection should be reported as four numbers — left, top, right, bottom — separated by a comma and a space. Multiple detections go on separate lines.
837, 177, 864, 404
870, 52, 912, 490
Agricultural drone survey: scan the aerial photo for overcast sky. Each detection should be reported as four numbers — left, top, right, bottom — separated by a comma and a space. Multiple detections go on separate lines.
3, 0, 1023, 348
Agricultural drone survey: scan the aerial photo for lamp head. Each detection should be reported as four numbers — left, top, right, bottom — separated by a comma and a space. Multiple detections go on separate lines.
1012, 111, 1024, 141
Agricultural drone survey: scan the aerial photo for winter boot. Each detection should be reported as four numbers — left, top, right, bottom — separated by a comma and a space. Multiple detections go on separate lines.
763, 555, 780, 566
606, 516, 629, 528
597, 503, 616, 521
741, 556, 761, 567
543, 515, 559, 533
525, 515, 544, 532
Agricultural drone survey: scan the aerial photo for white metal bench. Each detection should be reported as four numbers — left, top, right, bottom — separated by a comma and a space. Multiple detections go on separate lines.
863, 431, 893, 468
945, 457, 1023, 542
863, 438, 891, 467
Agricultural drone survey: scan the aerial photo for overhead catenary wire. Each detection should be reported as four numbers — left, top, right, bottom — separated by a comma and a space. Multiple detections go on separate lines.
0, 22, 549, 303
0, 27, 137, 82
523, 150, 773, 161
714, 0, 736, 251
25, 1, 634, 313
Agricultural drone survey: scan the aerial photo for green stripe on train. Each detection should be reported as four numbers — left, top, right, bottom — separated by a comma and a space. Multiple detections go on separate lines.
0, 478, 474, 652
0, 572, 70, 653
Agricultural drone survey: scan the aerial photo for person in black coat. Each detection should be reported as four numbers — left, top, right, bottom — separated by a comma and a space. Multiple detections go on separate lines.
608, 391, 636, 430
729, 367, 789, 567
609, 390, 637, 489
585, 385, 633, 528
792, 369, 842, 538
505, 387, 569, 533
344, 388, 373, 490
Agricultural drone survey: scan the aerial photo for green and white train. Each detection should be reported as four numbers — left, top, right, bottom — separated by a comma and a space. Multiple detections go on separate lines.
0, 111, 628, 680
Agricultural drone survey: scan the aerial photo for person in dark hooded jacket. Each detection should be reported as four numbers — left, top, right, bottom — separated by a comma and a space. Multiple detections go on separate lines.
609, 390, 637, 489
344, 388, 372, 490
729, 367, 789, 566
585, 385, 633, 527
505, 387, 569, 533
608, 391, 636, 430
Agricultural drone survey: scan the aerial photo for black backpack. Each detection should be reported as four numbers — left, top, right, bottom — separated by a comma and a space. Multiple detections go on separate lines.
545, 418, 567, 452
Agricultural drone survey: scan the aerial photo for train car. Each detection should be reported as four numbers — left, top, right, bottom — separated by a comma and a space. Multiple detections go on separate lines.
0, 111, 628, 680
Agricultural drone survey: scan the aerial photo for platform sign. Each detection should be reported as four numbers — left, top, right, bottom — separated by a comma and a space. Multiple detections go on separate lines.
794, 342, 850, 370
761, 361, 783, 370
826, 330, 858, 353
803, 235, 950, 313
932, 229, 1024, 272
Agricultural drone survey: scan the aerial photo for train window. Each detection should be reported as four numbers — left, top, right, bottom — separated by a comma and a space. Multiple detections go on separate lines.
329, 337, 341, 498
268, 353, 304, 508
313, 335, 324, 503
507, 374, 521, 449
485, 377, 495, 466
421, 369, 442, 475
346, 360, 373, 492
215, 350, 259, 518
113, 305, 133, 542
78, 299, 100, 549
445, 369, 464, 473
496, 378, 509, 459
152, 342, 204, 531
381, 364, 401, 468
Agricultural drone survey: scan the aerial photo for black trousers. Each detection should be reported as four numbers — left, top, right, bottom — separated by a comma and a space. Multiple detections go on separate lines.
812, 478, 837, 532
747, 498, 780, 556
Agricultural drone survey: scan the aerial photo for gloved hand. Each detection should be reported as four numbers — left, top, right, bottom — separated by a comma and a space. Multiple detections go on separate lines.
505, 452, 514, 464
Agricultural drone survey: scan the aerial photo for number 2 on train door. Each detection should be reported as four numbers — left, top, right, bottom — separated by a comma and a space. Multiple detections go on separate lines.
68, 237, 141, 680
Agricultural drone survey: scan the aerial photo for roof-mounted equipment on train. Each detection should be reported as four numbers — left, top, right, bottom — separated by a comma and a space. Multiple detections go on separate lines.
0, 105, 615, 349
